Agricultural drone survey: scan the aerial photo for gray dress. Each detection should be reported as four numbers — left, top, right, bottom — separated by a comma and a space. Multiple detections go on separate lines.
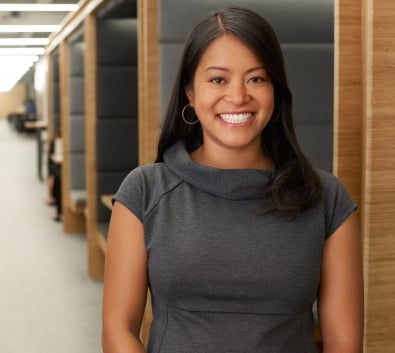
114, 140, 356, 353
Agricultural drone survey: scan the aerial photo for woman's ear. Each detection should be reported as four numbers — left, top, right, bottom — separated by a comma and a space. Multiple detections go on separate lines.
185, 88, 194, 107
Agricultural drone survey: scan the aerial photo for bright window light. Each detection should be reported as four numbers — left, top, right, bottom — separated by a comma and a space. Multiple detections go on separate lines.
0, 47, 45, 55
0, 4, 79, 12
0, 38, 49, 46
0, 55, 38, 65
0, 56, 38, 92
0, 25, 60, 33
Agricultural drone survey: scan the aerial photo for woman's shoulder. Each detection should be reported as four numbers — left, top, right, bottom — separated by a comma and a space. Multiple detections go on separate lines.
314, 169, 357, 231
114, 162, 183, 220
316, 169, 348, 194
118, 162, 183, 202
315, 169, 355, 204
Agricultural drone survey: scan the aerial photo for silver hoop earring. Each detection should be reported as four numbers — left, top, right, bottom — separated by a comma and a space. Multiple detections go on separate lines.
181, 104, 199, 125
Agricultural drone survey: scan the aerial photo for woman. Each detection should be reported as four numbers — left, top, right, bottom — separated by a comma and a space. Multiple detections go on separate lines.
102, 6, 363, 353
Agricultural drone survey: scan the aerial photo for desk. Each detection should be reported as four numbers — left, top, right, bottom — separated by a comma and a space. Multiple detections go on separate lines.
24, 120, 48, 182
24, 120, 47, 130
101, 194, 114, 210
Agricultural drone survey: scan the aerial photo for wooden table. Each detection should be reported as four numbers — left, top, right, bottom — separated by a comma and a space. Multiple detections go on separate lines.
24, 120, 48, 130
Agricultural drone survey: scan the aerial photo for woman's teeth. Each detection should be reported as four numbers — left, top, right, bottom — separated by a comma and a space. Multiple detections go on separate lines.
220, 113, 252, 124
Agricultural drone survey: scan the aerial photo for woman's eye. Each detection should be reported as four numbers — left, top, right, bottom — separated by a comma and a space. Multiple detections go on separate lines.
210, 77, 225, 84
248, 76, 265, 84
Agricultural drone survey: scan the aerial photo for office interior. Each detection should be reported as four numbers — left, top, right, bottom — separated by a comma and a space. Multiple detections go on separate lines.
0, 0, 394, 352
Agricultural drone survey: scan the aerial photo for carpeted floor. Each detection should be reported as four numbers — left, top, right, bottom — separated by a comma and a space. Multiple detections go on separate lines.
0, 119, 103, 353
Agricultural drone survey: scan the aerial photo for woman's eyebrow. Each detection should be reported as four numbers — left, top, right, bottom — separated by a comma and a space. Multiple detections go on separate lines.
245, 66, 266, 74
205, 66, 228, 72
205, 65, 266, 74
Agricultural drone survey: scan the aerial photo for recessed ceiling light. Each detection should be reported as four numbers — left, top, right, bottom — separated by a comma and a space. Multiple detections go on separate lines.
0, 47, 45, 55
0, 25, 60, 33
0, 4, 79, 12
0, 38, 50, 46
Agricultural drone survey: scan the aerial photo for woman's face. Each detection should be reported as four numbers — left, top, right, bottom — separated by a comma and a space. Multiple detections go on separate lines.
186, 34, 274, 153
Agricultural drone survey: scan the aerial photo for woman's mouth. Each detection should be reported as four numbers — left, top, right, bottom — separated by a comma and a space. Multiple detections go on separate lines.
219, 113, 253, 124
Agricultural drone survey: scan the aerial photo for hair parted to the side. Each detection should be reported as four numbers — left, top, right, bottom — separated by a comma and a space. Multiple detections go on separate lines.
155, 5, 322, 218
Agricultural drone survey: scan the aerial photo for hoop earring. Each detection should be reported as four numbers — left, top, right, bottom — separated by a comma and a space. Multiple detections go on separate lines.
181, 104, 199, 125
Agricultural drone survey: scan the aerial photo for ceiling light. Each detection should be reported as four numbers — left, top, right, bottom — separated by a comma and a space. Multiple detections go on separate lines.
0, 25, 60, 33
0, 38, 49, 46
0, 47, 45, 55
0, 56, 38, 92
0, 4, 79, 12
0, 67, 34, 92
0, 55, 38, 65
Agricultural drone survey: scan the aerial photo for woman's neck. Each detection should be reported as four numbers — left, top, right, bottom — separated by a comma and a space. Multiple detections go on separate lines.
190, 143, 273, 170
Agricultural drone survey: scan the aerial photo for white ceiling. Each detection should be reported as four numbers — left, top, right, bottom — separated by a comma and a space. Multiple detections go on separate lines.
0, 1, 80, 91
0, 0, 79, 40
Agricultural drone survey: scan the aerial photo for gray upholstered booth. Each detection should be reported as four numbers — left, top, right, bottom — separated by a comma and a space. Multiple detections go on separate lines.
51, 50, 61, 137
95, 8, 138, 239
158, 0, 334, 172
68, 30, 86, 211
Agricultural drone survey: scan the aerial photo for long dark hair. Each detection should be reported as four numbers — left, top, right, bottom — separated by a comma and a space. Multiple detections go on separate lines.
156, 6, 322, 218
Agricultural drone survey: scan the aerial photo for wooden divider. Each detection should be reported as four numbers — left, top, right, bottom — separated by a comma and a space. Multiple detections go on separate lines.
334, 0, 362, 206
138, 0, 159, 165
336, 0, 395, 351
361, 0, 395, 351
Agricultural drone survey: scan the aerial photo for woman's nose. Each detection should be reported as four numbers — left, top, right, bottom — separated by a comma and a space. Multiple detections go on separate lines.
225, 80, 249, 105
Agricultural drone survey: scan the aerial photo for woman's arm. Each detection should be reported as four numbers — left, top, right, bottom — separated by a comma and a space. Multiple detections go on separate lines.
318, 212, 364, 353
102, 201, 148, 353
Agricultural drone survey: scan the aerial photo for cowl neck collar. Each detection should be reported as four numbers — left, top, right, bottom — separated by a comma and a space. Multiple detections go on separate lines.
163, 140, 273, 200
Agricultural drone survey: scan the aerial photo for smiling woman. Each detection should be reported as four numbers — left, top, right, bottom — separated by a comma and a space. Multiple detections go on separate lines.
102, 5, 363, 353
185, 34, 275, 169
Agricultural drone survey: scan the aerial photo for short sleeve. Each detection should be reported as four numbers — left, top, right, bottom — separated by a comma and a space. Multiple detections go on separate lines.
113, 166, 144, 221
320, 171, 358, 238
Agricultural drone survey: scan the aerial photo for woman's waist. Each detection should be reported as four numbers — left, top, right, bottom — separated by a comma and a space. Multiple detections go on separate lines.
147, 305, 318, 353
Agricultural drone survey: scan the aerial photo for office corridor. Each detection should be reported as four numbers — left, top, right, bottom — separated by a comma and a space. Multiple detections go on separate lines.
0, 119, 103, 353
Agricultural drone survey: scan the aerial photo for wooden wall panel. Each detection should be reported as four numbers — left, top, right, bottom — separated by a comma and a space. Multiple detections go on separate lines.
334, 0, 362, 206
0, 84, 26, 119
361, 0, 395, 351
138, 0, 159, 165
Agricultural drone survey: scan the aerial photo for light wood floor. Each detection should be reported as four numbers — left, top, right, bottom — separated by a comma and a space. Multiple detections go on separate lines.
0, 118, 103, 353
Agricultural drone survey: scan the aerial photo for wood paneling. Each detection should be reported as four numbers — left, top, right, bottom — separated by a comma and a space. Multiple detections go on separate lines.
334, 0, 362, 206
138, 0, 159, 165
0, 84, 26, 119
46, 0, 105, 55
361, 0, 395, 351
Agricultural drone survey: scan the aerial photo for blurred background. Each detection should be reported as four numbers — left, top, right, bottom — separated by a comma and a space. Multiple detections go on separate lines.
0, 0, 78, 115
